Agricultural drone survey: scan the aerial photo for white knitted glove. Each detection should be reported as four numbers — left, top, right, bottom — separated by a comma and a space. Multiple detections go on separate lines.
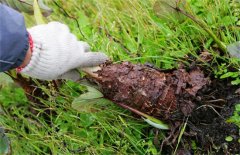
20, 22, 108, 81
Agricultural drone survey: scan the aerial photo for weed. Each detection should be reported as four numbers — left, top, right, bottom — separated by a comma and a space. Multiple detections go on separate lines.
227, 103, 240, 128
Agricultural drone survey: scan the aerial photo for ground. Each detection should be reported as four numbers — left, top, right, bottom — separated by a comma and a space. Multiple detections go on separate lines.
0, 0, 240, 154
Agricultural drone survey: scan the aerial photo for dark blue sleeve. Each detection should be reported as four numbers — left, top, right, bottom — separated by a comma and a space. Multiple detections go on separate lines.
0, 4, 29, 72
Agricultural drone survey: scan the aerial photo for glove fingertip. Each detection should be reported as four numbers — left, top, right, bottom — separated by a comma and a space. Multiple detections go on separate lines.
84, 52, 109, 66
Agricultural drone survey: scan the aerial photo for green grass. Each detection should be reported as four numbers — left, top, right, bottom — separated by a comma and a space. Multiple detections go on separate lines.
0, 80, 158, 154
1, 0, 240, 154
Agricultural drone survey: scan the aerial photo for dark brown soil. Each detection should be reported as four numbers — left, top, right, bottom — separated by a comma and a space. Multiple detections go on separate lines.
188, 80, 240, 154
96, 62, 240, 154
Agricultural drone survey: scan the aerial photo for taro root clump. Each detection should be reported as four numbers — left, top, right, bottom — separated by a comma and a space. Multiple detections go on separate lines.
94, 62, 240, 153
96, 62, 210, 120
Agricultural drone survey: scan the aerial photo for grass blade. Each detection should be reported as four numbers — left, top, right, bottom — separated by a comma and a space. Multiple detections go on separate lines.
33, 0, 45, 24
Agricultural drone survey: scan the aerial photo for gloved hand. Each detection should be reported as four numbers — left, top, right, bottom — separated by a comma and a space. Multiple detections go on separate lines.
20, 22, 108, 81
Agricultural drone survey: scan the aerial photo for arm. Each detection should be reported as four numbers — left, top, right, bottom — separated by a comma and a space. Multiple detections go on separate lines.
0, 4, 108, 81
0, 4, 29, 72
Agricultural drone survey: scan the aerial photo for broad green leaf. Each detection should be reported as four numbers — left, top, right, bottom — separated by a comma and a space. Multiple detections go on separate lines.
79, 86, 103, 100
225, 136, 233, 142
37, 0, 52, 16
0, 128, 10, 155
237, 20, 240, 26
236, 104, 240, 111
33, 0, 45, 25
72, 86, 109, 112
153, 0, 186, 21
136, 111, 169, 130
220, 72, 239, 79
227, 41, 240, 58
226, 103, 240, 128
2, 0, 52, 16
143, 118, 169, 130
231, 78, 240, 85
0, 73, 13, 86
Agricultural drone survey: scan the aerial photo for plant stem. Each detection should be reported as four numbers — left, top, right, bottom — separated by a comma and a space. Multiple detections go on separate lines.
116, 102, 169, 129
168, 4, 227, 52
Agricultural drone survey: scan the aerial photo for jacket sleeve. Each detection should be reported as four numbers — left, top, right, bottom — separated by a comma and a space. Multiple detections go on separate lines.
0, 4, 29, 72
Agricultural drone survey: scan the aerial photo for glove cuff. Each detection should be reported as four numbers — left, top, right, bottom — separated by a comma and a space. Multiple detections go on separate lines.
19, 31, 58, 80
16, 32, 34, 72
